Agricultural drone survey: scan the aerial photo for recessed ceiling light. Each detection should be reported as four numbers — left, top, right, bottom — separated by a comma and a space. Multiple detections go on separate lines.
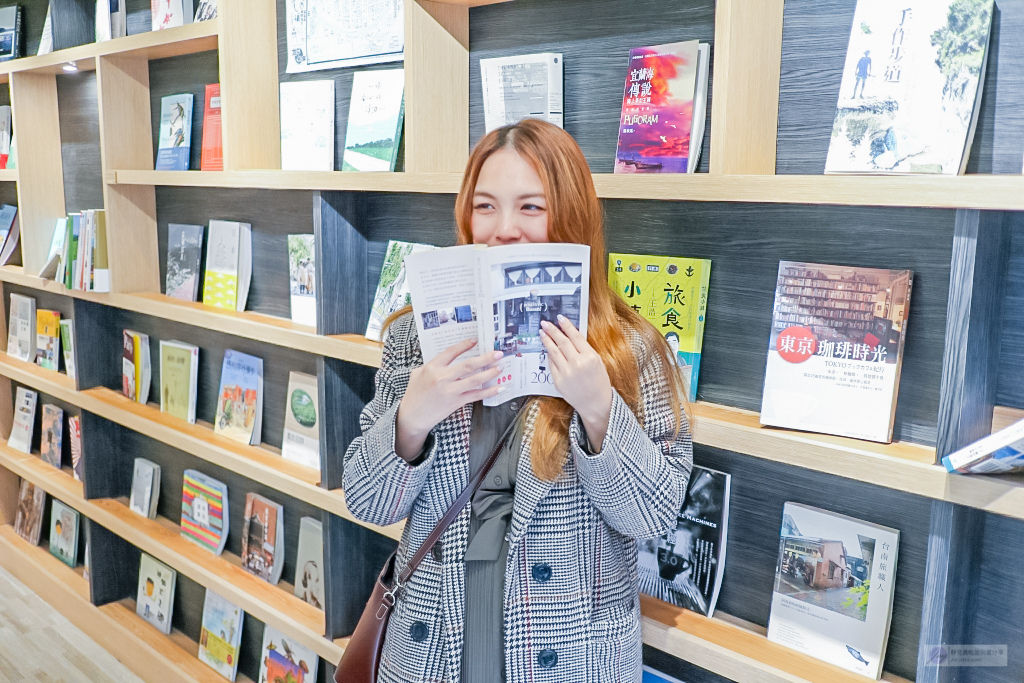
62, 63, 78, 72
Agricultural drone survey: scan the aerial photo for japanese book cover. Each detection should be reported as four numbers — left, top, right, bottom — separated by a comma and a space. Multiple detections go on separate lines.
282, 371, 320, 472
69, 416, 83, 482
121, 329, 151, 404
214, 349, 263, 445
48, 499, 79, 567
7, 292, 35, 362
35, 309, 60, 370
365, 240, 437, 341
165, 223, 204, 301
181, 469, 229, 555
259, 625, 319, 683
203, 220, 252, 312
241, 492, 285, 584
480, 52, 563, 133
59, 319, 76, 381
760, 262, 912, 443
343, 68, 405, 172
155, 93, 194, 171
160, 340, 199, 423
198, 589, 244, 681
137, 553, 177, 634
614, 41, 699, 174
129, 457, 161, 519
14, 479, 45, 546
9, 386, 37, 453
638, 465, 729, 618
287, 234, 316, 327
293, 516, 325, 610
608, 253, 710, 401
768, 502, 899, 679
824, 0, 993, 174
39, 403, 63, 468
280, 80, 335, 171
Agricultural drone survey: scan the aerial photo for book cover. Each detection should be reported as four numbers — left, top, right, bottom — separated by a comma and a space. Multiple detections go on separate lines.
0, 6, 21, 62
91, 210, 109, 292
241, 492, 284, 584
166, 222, 204, 301
35, 309, 61, 371
122, 330, 151, 404
293, 516, 324, 610
0, 106, 10, 166
203, 220, 252, 311
215, 350, 263, 445
942, 417, 1024, 474
181, 469, 228, 554
0, 203, 19, 267
151, 0, 193, 30
48, 499, 79, 567
258, 625, 319, 683
14, 479, 45, 546
825, 0, 993, 175
365, 240, 437, 341
768, 502, 899, 679
343, 68, 405, 172
282, 371, 319, 472
614, 41, 700, 174
9, 386, 36, 453
608, 253, 711, 402
137, 553, 177, 634
39, 404, 63, 469
280, 80, 335, 171
760, 262, 912, 443
638, 465, 729, 617
642, 667, 686, 683
7, 292, 35, 362
156, 93, 194, 171
287, 234, 316, 327
198, 589, 244, 681
0, 203, 17, 247
129, 457, 161, 519
284, 0, 403, 74
36, 5, 50, 55
480, 52, 563, 133
194, 0, 216, 21
69, 416, 83, 482
160, 340, 199, 423
59, 319, 76, 382
200, 83, 222, 171
39, 218, 67, 279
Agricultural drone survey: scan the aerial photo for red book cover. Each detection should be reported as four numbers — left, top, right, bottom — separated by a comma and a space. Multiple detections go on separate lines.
201, 83, 223, 171
614, 40, 699, 174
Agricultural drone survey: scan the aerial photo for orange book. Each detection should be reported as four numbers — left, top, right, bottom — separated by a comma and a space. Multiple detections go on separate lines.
200, 83, 223, 171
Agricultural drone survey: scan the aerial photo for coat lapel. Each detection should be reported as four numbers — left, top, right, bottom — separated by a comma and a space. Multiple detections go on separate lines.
508, 402, 561, 546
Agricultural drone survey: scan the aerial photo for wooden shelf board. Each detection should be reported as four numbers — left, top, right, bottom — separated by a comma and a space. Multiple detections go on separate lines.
640, 595, 912, 683
113, 169, 465, 193
0, 352, 404, 541
993, 405, 1024, 433
0, 21, 219, 76
0, 169, 17, 182
436, 0, 511, 5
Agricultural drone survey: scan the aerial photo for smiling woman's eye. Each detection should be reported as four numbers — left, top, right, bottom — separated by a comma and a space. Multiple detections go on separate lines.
474, 202, 494, 210
522, 203, 546, 211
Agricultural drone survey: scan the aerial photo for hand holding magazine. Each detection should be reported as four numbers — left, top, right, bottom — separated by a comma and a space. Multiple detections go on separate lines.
405, 243, 590, 406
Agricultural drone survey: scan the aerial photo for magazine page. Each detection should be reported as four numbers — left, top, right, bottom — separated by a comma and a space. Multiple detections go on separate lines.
404, 245, 483, 363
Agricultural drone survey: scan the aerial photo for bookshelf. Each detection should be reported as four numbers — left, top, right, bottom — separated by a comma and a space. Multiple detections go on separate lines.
0, 0, 1019, 682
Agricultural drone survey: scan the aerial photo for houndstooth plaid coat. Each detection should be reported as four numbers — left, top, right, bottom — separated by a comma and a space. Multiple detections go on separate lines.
343, 314, 693, 683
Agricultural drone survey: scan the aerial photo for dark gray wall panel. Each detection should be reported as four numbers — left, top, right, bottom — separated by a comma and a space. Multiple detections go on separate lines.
996, 212, 1024, 408
469, 0, 715, 173
56, 72, 104, 214
643, 646, 732, 683
149, 51, 220, 173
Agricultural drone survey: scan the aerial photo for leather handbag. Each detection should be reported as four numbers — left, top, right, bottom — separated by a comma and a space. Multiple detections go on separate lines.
334, 411, 522, 682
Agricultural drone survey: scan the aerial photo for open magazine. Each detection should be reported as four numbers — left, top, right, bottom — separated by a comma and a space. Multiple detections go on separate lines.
405, 243, 590, 406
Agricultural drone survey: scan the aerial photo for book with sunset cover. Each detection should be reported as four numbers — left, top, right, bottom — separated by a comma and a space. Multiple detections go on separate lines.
181, 469, 229, 555
614, 40, 710, 174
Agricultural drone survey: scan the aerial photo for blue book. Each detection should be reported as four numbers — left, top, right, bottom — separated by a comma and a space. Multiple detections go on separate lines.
155, 93, 194, 171
214, 350, 264, 445
642, 667, 686, 683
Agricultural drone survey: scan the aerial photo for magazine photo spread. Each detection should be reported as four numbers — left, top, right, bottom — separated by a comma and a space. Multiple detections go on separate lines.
404, 243, 590, 406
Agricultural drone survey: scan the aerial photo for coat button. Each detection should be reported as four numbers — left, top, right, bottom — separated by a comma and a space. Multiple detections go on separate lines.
493, 475, 502, 486
537, 649, 557, 668
510, 401, 519, 412
531, 562, 552, 583
410, 621, 429, 642
431, 541, 443, 563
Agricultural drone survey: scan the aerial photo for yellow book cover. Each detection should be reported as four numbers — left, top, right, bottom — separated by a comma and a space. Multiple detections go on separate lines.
608, 253, 711, 401
35, 309, 61, 371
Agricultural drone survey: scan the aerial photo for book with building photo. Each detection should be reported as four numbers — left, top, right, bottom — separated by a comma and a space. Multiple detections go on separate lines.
282, 371, 320, 471
343, 68, 405, 172
480, 52, 563, 133
181, 469, 229, 555
214, 350, 263, 445
760, 262, 912, 443
825, 0, 993, 174
365, 240, 437, 341
39, 404, 63, 468
155, 94, 194, 171
405, 242, 590, 406
241, 492, 284, 584
287, 234, 316, 327
285, 0, 403, 74
768, 502, 899, 679
258, 625, 319, 683
166, 223, 204, 301
280, 81, 335, 171
637, 465, 729, 617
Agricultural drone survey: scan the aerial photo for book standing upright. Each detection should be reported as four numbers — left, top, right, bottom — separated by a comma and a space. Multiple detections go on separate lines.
282, 371, 320, 471
48, 499, 79, 567
198, 590, 244, 681
343, 69, 405, 172
202, 220, 252, 312
155, 94, 194, 171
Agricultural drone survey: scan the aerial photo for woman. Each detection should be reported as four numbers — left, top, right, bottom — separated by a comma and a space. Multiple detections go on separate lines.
343, 118, 692, 683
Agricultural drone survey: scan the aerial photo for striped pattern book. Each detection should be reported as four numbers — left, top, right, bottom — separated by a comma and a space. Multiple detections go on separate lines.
180, 469, 229, 555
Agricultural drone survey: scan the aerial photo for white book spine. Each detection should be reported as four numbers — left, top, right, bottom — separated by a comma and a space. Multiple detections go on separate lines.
944, 418, 1024, 472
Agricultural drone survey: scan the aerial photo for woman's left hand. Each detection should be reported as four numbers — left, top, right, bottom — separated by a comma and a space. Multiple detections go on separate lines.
539, 315, 613, 451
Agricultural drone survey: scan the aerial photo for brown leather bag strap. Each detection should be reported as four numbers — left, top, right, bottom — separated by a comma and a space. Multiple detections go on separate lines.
396, 404, 523, 588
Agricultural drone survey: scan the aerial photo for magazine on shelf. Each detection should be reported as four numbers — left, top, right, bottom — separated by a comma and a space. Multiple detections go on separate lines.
166, 223, 204, 301
942, 417, 1024, 474
202, 219, 252, 312
198, 589, 244, 681
14, 479, 45, 546
181, 469, 229, 555
768, 502, 899, 679
39, 404, 63, 468
69, 416, 83, 481
60, 319, 77, 382
48, 499, 79, 567
160, 340, 199, 423
7, 292, 35, 362
122, 329, 152, 404
155, 94, 194, 171
137, 553, 176, 634
365, 240, 438, 341
35, 309, 60, 371
280, 81, 335, 171
343, 68, 405, 172
293, 516, 325, 610
0, 7, 20, 61
129, 457, 161, 519
258, 625, 319, 683
480, 52, 563, 133
282, 371, 320, 471
287, 234, 317, 327
405, 242, 590, 406
9, 386, 37, 453
241, 492, 285, 584
200, 84, 222, 170
285, 0, 404, 74
214, 350, 263, 445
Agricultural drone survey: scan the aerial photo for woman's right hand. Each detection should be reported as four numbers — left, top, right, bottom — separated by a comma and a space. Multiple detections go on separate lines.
395, 339, 505, 462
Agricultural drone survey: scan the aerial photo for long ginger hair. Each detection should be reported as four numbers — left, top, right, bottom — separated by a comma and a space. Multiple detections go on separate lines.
389, 119, 689, 480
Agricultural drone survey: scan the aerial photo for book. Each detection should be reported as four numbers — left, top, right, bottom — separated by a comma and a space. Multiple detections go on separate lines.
0, 106, 10, 167
198, 589, 244, 681
825, 0, 993, 174
214, 350, 263, 445
95, 0, 126, 41
343, 68, 405, 172
35, 309, 61, 371
365, 240, 437, 342
760, 262, 913, 443
69, 415, 83, 482
258, 625, 319, 683
151, 0, 193, 31
280, 80, 335, 171
38, 218, 67, 279
942, 417, 1024, 474
36, 4, 50, 55
0, 203, 19, 265
480, 52, 563, 133
9, 386, 36, 453
284, 0, 403, 74
200, 84, 222, 171
194, 0, 215, 21
166, 222, 204, 301
160, 340, 199, 423
768, 502, 899, 679
137, 553, 176, 634
48, 498, 79, 567
6, 133, 14, 169
181, 469, 229, 555
241, 492, 285, 584
59, 319, 76, 382
642, 667, 686, 683
129, 457, 161, 519
608, 253, 711, 402
405, 242, 590, 406
6, 292, 35, 361
0, 6, 22, 62
637, 465, 729, 617
122, 329, 152, 404
293, 516, 324, 610
202, 219, 252, 312
14, 479, 45, 546
155, 94, 194, 171
39, 404, 63, 468
282, 371, 319, 471
90, 210, 110, 292
287, 234, 316, 327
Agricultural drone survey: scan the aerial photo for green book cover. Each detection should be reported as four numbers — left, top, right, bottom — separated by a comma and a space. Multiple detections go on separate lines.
160, 340, 198, 423
343, 68, 405, 172
64, 214, 79, 289
49, 499, 79, 568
